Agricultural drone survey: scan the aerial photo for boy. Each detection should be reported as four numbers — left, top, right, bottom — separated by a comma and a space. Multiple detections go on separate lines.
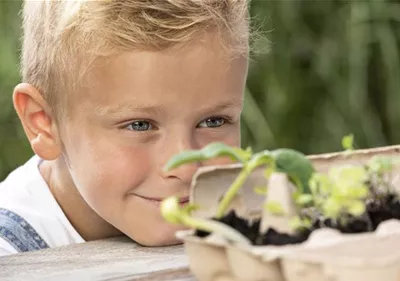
0, 0, 251, 256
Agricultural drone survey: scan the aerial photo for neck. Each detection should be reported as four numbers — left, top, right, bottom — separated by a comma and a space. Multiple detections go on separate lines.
39, 156, 122, 241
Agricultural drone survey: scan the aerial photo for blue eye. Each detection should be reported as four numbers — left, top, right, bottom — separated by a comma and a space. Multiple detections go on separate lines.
127, 120, 153, 131
198, 117, 226, 128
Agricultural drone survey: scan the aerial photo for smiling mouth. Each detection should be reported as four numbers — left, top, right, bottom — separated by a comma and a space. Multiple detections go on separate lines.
133, 194, 190, 206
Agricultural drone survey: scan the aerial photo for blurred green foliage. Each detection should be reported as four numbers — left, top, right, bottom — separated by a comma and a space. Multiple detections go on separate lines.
0, 1, 33, 181
1, 1, 400, 180
243, 1, 400, 154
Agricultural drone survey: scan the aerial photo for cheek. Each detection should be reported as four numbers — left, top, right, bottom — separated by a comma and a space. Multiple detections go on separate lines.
63, 130, 151, 208
197, 122, 241, 143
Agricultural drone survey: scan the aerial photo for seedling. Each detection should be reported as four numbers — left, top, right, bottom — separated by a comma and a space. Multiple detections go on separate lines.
309, 165, 370, 227
264, 201, 285, 216
270, 148, 315, 194
366, 156, 400, 199
163, 142, 315, 219
342, 134, 355, 151
163, 142, 253, 171
160, 196, 251, 244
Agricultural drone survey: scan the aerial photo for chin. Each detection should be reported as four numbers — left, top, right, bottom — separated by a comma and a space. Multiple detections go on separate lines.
128, 224, 189, 247
140, 237, 183, 247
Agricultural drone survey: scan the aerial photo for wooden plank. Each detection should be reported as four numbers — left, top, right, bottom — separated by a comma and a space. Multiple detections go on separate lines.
0, 236, 194, 281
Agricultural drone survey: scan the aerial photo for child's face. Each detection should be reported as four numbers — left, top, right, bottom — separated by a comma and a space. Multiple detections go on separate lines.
59, 35, 248, 245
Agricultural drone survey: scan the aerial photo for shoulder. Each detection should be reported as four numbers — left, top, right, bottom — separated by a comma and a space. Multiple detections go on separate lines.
0, 155, 39, 200
0, 156, 51, 212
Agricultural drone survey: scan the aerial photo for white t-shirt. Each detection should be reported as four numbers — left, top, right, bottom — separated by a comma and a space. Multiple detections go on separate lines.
0, 156, 85, 256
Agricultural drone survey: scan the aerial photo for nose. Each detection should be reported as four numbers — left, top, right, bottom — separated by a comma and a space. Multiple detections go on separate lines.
159, 134, 200, 184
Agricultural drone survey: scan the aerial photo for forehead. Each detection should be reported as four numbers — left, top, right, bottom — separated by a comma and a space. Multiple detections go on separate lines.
75, 34, 248, 113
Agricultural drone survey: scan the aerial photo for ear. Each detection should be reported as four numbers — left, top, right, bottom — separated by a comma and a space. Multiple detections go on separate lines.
13, 83, 62, 160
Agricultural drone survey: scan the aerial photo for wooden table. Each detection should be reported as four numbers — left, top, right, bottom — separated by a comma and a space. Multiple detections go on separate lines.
0, 236, 195, 281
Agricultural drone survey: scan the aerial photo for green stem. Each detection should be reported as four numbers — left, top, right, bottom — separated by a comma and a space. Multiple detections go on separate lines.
215, 166, 251, 219
182, 216, 251, 245
215, 152, 275, 219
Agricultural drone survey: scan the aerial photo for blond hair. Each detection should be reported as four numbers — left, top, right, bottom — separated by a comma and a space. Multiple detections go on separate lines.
20, 0, 251, 117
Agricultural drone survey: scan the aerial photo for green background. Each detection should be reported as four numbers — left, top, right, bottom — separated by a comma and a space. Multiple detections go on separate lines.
1, 1, 400, 180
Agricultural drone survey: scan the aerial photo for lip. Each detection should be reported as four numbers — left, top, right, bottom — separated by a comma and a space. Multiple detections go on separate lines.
132, 194, 190, 206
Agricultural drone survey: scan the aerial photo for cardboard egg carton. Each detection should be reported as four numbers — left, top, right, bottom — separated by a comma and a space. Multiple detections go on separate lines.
177, 145, 400, 281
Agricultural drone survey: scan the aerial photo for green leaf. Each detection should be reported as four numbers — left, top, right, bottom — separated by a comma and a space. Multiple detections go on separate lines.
233, 146, 253, 162
253, 185, 268, 195
163, 142, 248, 172
342, 134, 354, 151
345, 184, 369, 199
265, 201, 285, 216
247, 150, 274, 170
347, 201, 366, 217
182, 203, 200, 215
289, 175, 304, 193
295, 194, 314, 206
272, 148, 315, 194
289, 216, 312, 231
367, 156, 396, 174
309, 173, 332, 195
323, 198, 341, 219
160, 197, 183, 224
329, 165, 368, 186
264, 166, 275, 180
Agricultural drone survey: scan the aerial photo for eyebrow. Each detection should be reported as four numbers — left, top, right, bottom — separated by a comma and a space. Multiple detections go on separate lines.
94, 103, 165, 117
198, 99, 244, 114
95, 98, 243, 117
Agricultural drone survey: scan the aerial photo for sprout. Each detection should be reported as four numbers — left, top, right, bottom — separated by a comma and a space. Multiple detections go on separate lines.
364, 155, 400, 202
253, 185, 268, 195
163, 142, 315, 220
264, 201, 285, 216
163, 142, 252, 172
161, 196, 251, 245
271, 148, 315, 194
215, 150, 274, 218
289, 216, 312, 232
342, 134, 355, 151
308, 165, 370, 225
367, 156, 395, 175
164, 143, 274, 219
294, 193, 314, 207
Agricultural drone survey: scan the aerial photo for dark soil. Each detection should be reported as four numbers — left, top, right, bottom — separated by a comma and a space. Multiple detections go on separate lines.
195, 210, 310, 246
312, 216, 371, 233
195, 194, 400, 246
253, 228, 310, 246
195, 210, 260, 243
366, 193, 400, 229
